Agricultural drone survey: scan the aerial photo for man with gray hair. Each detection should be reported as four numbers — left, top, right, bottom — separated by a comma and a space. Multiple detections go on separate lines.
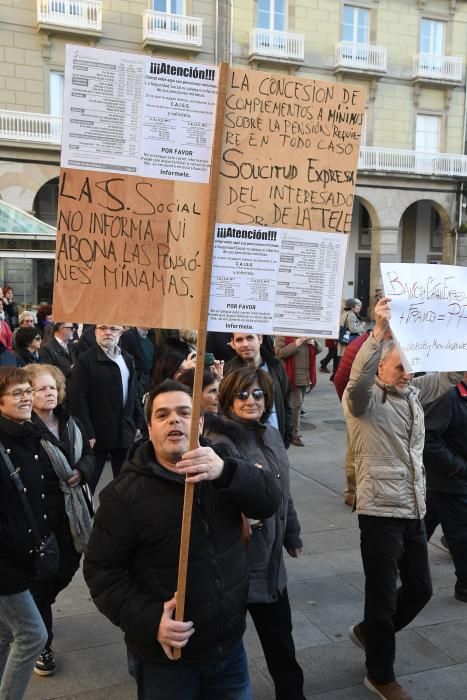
343, 297, 463, 700
69, 324, 144, 492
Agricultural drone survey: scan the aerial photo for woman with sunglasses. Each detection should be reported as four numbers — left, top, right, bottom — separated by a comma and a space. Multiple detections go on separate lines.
14, 327, 42, 366
24, 363, 94, 678
204, 366, 305, 700
0, 367, 48, 698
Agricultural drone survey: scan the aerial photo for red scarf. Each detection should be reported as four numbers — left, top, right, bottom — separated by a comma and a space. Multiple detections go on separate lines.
283, 337, 317, 389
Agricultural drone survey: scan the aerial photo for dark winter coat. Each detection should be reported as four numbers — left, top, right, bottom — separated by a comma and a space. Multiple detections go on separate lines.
39, 337, 77, 379
69, 345, 144, 450
204, 413, 301, 604
14, 348, 42, 366
119, 327, 157, 396
424, 382, 467, 494
83, 438, 281, 665
3, 300, 19, 330
0, 341, 20, 366
0, 407, 93, 594
224, 346, 293, 448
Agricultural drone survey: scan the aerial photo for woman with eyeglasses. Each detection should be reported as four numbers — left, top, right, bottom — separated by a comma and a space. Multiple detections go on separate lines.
23, 363, 94, 678
0, 367, 48, 698
14, 327, 43, 366
204, 366, 305, 700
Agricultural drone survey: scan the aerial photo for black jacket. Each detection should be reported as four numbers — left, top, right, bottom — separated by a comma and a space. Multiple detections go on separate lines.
0, 416, 49, 594
83, 438, 281, 665
40, 337, 76, 379
224, 346, 293, 448
204, 413, 302, 604
119, 327, 157, 395
69, 345, 144, 450
424, 382, 467, 494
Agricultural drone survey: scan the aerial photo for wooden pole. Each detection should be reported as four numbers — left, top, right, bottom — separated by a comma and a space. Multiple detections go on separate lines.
173, 62, 229, 659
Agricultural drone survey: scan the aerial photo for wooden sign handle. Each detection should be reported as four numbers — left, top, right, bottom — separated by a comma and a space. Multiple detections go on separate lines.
172, 62, 229, 659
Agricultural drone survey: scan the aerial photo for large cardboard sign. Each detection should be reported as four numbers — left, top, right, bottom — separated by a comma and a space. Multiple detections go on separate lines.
216, 69, 365, 231
53, 47, 365, 332
53, 46, 219, 327
208, 68, 365, 335
381, 262, 467, 372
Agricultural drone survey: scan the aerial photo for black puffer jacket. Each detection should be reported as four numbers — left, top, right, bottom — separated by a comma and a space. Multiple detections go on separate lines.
224, 346, 293, 448
204, 413, 302, 604
83, 438, 281, 665
424, 382, 467, 494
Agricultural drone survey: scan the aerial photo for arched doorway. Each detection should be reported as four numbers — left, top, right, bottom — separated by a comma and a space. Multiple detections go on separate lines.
33, 177, 59, 227
346, 197, 377, 318
399, 200, 449, 264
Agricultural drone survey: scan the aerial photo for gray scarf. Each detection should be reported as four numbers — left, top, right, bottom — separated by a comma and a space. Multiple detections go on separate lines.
40, 417, 92, 553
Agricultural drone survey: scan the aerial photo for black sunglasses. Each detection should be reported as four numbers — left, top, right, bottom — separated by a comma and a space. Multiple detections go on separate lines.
236, 389, 265, 401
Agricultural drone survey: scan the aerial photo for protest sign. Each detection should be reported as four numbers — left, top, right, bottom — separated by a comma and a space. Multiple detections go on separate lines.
381, 262, 467, 372
208, 224, 347, 337
209, 68, 366, 336
53, 46, 219, 327
216, 68, 365, 231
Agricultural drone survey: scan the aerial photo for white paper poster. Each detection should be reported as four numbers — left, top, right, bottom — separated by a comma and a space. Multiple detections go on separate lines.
61, 46, 218, 183
208, 224, 348, 336
381, 262, 467, 372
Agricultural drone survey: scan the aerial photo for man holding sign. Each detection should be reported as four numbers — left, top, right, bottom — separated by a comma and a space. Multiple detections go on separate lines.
83, 379, 281, 700
342, 297, 463, 700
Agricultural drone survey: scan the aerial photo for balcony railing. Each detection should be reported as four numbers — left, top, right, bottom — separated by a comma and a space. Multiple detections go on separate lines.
335, 41, 387, 73
359, 146, 467, 177
0, 111, 62, 145
249, 28, 305, 62
413, 53, 463, 82
143, 11, 202, 47
37, 0, 102, 31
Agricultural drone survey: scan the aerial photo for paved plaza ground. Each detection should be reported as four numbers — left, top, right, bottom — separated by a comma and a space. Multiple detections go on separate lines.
24, 367, 467, 699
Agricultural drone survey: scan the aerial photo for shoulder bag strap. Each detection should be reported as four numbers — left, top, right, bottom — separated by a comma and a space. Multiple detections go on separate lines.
0, 439, 42, 546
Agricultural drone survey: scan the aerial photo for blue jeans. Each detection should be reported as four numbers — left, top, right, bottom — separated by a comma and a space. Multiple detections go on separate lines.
128, 641, 252, 700
0, 590, 47, 700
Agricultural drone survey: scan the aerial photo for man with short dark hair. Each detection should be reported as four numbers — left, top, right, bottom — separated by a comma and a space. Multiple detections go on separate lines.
39, 322, 76, 379
83, 379, 280, 700
69, 324, 143, 491
225, 332, 292, 447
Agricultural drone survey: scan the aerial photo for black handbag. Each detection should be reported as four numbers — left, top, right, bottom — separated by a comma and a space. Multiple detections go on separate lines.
0, 440, 60, 581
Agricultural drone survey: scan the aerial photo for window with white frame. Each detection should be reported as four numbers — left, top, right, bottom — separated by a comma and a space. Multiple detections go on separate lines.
49, 72, 64, 117
257, 0, 287, 32
152, 0, 184, 13
415, 114, 440, 153
420, 18, 444, 55
342, 5, 369, 44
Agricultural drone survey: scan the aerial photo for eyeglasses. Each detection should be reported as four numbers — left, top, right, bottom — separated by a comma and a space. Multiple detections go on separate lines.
236, 389, 265, 401
0, 388, 35, 400
96, 326, 122, 333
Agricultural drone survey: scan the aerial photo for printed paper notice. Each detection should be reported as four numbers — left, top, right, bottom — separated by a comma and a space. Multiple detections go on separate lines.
381, 262, 467, 372
61, 46, 218, 183
208, 224, 347, 336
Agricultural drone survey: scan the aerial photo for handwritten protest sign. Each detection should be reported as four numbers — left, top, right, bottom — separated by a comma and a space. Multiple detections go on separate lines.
53, 46, 219, 326
216, 68, 366, 231
208, 68, 365, 335
381, 262, 467, 372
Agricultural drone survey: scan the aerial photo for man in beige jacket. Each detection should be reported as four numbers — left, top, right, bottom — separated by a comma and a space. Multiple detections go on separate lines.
342, 296, 463, 700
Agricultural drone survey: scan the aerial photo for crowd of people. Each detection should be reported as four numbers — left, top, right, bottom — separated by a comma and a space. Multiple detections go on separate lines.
0, 294, 465, 700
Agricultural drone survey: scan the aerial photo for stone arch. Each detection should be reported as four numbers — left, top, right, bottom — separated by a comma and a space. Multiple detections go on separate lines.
0, 164, 60, 213
398, 198, 452, 264
33, 177, 59, 226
